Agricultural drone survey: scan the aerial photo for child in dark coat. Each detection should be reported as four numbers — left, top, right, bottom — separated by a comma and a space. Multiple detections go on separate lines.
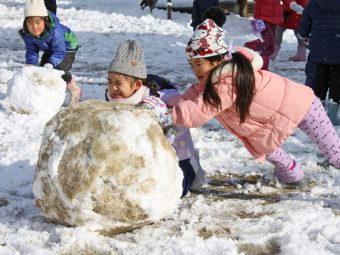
298, 0, 340, 125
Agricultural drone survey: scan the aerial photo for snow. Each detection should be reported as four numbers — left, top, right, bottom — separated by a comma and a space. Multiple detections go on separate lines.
0, 0, 339, 254
3, 66, 66, 116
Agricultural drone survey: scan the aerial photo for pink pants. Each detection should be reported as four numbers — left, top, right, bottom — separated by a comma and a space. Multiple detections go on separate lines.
267, 97, 340, 171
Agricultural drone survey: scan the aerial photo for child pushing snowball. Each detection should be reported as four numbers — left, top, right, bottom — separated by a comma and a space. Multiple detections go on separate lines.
19, 0, 81, 104
105, 39, 206, 197
140, 19, 340, 188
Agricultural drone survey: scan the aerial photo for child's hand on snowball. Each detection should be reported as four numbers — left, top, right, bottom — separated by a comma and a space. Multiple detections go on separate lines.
138, 96, 174, 128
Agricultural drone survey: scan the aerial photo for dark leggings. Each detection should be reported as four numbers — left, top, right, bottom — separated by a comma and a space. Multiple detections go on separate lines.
315, 63, 340, 103
179, 159, 196, 198
40, 51, 76, 72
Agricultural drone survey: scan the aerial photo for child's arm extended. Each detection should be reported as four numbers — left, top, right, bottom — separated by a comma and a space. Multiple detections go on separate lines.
138, 96, 181, 143
24, 40, 40, 65
166, 84, 202, 108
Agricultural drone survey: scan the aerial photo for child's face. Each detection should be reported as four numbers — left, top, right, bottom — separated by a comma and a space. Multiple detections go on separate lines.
189, 58, 220, 85
26, 17, 45, 37
107, 72, 142, 99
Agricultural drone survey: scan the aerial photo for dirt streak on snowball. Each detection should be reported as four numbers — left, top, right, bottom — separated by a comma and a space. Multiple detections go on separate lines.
3, 66, 66, 116
33, 100, 183, 234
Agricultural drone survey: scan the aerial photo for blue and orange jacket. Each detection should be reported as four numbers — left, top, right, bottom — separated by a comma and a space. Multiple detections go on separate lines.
22, 12, 78, 67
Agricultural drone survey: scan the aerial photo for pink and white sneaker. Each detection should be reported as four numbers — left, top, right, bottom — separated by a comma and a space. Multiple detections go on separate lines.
274, 161, 307, 188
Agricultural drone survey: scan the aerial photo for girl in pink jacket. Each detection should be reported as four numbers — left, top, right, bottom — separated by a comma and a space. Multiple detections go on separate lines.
140, 19, 340, 186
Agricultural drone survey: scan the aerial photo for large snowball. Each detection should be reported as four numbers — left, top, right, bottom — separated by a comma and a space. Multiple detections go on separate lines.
33, 100, 183, 234
3, 66, 66, 115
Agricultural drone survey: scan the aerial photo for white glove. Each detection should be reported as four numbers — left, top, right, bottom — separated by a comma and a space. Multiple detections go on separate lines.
43, 63, 54, 70
290, 2, 304, 14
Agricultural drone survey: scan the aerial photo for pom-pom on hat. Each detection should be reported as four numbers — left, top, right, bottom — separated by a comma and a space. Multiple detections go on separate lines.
186, 19, 228, 59
108, 39, 147, 79
24, 0, 48, 17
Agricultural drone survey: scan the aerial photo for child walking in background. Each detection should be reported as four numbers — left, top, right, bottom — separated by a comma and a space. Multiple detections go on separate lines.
44, 0, 56, 14
298, 0, 340, 126
271, 0, 308, 62
20, 0, 81, 104
141, 19, 340, 187
105, 39, 206, 197
191, 0, 219, 29
244, 0, 283, 70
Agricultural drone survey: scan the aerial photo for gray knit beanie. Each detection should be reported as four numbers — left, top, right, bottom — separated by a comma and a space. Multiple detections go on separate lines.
108, 40, 147, 79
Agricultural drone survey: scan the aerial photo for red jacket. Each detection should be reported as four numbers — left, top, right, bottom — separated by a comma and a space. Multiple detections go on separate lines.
280, 0, 309, 29
253, 0, 284, 24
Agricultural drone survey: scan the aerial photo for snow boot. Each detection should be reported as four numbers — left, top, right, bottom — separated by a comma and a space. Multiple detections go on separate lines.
274, 161, 306, 188
288, 45, 307, 62
327, 100, 340, 126
244, 39, 262, 52
190, 149, 207, 191
270, 44, 281, 61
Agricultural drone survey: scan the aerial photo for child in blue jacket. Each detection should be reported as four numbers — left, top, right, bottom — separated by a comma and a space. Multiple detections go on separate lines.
20, 0, 81, 104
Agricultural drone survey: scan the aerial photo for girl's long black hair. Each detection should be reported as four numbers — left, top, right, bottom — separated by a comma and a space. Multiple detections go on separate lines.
203, 52, 255, 123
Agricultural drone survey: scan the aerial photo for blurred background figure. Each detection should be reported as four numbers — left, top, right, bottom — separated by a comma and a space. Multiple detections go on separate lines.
191, 0, 219, 29
271, 0, 308, 62
44, 0, 56, 14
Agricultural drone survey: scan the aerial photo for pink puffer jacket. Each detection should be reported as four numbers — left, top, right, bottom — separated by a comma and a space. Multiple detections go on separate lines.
169, 67, 314, 162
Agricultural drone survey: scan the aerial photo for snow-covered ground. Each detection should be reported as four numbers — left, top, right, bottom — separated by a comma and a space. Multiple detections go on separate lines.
0, 0, 340, 254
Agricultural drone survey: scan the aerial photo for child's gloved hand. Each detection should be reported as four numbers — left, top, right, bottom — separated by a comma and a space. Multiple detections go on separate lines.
61, 71, 73, 84
43, 63, 54, 70
290, 2, 304, 14
138, 96, 174, 127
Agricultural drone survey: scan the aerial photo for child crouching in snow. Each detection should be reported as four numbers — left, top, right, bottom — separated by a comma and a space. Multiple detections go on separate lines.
105, 39, 206, 197
140, 19, 340, 188
20, 0, 81, 105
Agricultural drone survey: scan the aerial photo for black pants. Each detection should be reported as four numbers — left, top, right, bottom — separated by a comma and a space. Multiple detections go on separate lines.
44, 0, 57, 14
179, 159, 196, 198
315, 63, 340, 103
40, 51, 76, 72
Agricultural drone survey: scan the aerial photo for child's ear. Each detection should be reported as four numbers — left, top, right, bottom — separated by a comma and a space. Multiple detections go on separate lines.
135, 79, 143, 89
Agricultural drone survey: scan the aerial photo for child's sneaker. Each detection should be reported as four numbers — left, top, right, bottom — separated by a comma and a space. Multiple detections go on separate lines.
274, 161, 306, 188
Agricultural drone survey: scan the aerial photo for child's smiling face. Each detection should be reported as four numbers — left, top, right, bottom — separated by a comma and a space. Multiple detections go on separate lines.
189, 58, 219, 85
107, 72, 142, 99
26, 16, 46, 37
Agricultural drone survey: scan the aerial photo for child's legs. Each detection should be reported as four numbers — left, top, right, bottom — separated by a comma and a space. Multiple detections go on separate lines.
56, 51, 76, 72
260, 21, 276, 56
315, 63, 330, 101
266, 148, 304, 182
172, 127, 195, 161
328, 64, 340, 103
305, 54, 317, 90
275, 26, 286, 46
266, 147, 294, 171
179, 159, 196, 197
298, 97, 340, 168
293, 29, 305, 47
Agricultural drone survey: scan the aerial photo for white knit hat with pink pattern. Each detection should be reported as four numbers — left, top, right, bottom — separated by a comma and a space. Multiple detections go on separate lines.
186, 19, 228, 59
